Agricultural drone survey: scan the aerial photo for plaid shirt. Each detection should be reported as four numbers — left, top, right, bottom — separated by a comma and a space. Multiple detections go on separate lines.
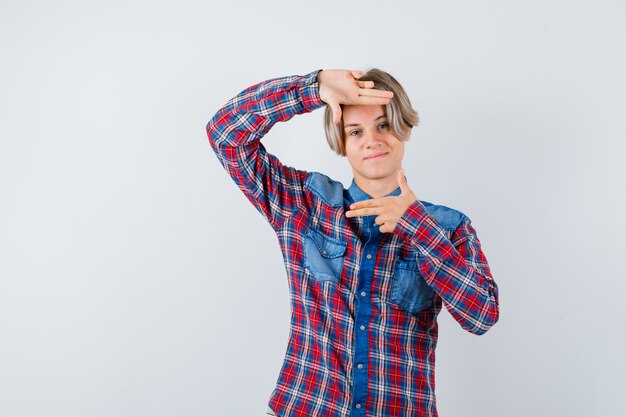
206, 70, 500, 417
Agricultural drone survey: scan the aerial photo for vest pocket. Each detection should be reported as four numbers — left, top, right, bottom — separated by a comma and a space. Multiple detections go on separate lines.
390, 259, 435, 314
303, 228, 347, 283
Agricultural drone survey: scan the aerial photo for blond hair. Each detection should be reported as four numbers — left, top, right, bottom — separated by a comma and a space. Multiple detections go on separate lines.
323, 68, 419, 156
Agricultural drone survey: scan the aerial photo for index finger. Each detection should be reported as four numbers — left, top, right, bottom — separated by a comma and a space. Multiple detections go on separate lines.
349, 198, 386, 210
358, 89, 394, 99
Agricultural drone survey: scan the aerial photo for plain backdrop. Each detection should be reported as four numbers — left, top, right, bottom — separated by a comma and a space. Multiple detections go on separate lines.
1, 1, 625, 416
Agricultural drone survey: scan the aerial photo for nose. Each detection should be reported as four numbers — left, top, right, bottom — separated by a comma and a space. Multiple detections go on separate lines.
364, 129, 384, 148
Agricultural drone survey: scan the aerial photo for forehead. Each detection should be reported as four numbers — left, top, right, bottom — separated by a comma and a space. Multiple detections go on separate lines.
342, 105, 387, 125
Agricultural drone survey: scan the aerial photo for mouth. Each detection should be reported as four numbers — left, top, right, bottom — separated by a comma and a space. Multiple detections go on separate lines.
364, 152, 389, 160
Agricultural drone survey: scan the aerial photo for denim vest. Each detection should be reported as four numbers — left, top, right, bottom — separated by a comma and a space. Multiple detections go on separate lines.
302, 172, 468, 315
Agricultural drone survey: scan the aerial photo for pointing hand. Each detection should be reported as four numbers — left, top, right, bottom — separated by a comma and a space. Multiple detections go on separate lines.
345, 169, 422, 233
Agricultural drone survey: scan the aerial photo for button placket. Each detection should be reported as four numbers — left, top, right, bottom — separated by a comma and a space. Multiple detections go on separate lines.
351, 216, 381, 417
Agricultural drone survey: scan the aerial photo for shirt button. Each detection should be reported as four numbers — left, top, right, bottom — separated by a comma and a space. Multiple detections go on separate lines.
366, 254, 372, 259
360, 291, 367, 297
356, 404, 362, 409
359, 325, 365, 331
357, 363, 363, 369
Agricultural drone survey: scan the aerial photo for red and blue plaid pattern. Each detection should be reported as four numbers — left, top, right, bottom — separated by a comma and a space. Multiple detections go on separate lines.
207, 70, 499, 417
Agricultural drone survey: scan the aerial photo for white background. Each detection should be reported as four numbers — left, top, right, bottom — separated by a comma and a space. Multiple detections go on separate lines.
1, 1, 625, 416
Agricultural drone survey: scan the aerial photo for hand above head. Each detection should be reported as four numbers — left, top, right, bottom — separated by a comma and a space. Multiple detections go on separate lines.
318, 69, 394, 124
345, 169, 423, 233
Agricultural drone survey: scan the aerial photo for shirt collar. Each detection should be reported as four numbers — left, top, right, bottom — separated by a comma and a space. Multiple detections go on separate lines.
346, 178, 402, 204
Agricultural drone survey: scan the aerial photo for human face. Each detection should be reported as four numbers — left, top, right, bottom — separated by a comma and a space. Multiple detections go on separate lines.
342, 105, 405, 191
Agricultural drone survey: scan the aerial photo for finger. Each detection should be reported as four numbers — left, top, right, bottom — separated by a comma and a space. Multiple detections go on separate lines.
398, 168, 411, 195
353, 96, 393, 106
358, 89, 394, 99
374, 215, 385, 226
345, 207, 381, 218
329, 101, 342, 124
353, 91, 394, 106
351, 70, 363, 79
379, 223, 393, 234
357, 80, 375, 89
349, 198, 385, 210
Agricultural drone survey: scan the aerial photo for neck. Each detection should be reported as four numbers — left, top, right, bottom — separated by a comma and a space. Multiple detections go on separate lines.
354, 175, 400, 199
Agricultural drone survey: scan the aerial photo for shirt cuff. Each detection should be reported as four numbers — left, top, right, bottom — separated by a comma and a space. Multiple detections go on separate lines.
393, 200, 457, 262
298, 69, 325, 111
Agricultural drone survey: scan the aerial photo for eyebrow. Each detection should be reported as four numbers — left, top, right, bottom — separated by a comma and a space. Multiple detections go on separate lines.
344, 114, 387, 129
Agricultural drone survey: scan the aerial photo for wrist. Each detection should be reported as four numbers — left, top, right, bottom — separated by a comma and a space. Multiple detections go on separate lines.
317, 70, 330, 104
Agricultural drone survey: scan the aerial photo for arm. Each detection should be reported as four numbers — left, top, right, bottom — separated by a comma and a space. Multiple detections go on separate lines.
207, 69, 395, 230
394, 203, 500, 335
345, 170, 500, 335
206, 70, 325, 230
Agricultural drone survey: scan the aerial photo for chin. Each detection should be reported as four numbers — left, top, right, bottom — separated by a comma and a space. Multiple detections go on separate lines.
364, 170, 395, 180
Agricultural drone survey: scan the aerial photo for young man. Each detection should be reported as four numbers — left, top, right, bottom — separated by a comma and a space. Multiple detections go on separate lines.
207, 69, 500, 417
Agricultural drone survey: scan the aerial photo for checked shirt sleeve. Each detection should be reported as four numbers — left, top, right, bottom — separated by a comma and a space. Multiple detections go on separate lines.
206, 70, 325, 230
394, 201, 500, 335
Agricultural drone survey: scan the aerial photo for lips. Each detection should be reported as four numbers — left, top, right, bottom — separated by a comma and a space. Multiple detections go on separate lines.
364, 152, 389, 160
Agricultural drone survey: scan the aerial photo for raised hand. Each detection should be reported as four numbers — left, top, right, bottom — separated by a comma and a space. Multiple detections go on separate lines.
318, 69, 394, 124
345, 169, 422, 233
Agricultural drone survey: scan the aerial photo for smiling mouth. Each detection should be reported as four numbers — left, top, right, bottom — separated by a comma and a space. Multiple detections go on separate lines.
364, 152, 389, 160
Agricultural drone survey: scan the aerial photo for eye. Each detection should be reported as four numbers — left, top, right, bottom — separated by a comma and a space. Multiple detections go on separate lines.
348, 129, 362, 136
378, 122, 389, 130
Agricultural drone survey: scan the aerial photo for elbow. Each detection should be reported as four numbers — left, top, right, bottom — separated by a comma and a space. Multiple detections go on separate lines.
206, 120, 219, 148
466, 305, 500, 336
206, 119, 228, 157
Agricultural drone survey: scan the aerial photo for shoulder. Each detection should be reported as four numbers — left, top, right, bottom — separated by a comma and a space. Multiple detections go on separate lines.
420, 199, 469, 231
304, 172, 345, 207
301, 172, 471, 230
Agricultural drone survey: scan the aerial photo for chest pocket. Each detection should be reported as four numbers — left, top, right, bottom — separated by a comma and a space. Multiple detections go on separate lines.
390, 259, 435, 314
303, 228, 347, 283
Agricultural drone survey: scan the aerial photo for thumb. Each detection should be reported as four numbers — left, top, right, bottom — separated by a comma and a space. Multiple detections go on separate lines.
330, 101, 342, 124
398, 169, 410, 194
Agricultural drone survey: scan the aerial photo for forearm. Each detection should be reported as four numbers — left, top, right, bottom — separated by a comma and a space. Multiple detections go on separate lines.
394, 201, 500, 335
207, 70, 324, 151
205, 70, 325, 229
